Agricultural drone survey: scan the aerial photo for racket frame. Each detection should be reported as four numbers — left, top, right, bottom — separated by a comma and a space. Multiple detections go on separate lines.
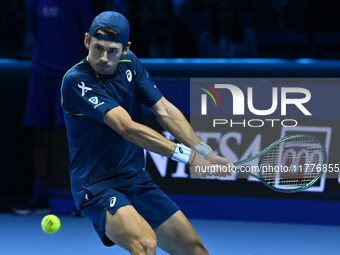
232, 134, 327, 193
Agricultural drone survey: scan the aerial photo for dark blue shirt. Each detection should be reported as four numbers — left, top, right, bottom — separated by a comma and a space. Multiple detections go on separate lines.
61, 51, 163, 207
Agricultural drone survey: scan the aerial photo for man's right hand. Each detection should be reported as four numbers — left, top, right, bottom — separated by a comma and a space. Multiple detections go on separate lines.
188, 152, 231, 178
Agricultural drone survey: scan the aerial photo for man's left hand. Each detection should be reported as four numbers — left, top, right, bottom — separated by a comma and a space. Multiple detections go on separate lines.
205, 152, 233, 176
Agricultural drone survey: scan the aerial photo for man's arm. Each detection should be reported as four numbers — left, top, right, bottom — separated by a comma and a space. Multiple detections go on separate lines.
103, 105, 214, 172
151, 97, 231, 168
103, 105, 176, 157
151, 97, 200, 148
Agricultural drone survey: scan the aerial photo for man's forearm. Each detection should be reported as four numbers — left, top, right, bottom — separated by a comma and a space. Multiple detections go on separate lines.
116, 120, 177, 158
155, 103, 201, 149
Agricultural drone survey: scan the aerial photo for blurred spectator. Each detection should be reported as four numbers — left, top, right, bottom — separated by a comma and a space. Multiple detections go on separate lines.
251, 0, 309, 32
269, 0, 309, 32
2, 1, 340, 62
91, 0, 129, 17
12, 0, 93, 215
129, 0, 195, 57
0, 0, 27, 58
270, 0, 291, 31
170, 0, 187, 15
178, 0, 211, 43
125, 0, 147, 56
277, 0, 309, 32
305, 0, 340, 33
197, 0, 257, 57
250, 0, 283, 31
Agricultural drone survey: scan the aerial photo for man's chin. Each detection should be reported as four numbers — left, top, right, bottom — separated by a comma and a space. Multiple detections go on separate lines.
95, 67, 112, 75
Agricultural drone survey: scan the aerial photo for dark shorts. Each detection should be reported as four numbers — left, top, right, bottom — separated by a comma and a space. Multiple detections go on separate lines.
79, 180, 180, 246
24, 70, 65, 128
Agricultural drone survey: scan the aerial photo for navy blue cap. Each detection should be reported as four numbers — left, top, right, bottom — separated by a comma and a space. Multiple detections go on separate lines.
89, 11, 129, 43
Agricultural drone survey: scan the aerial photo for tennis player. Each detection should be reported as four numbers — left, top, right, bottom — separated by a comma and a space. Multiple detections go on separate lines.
61, 11, 230, 255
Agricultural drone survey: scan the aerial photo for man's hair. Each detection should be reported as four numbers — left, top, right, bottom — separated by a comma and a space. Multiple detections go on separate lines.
87, 27, 128, 50
97, 27, 118, 38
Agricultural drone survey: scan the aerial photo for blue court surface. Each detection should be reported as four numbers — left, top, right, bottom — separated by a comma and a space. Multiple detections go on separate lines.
1, 213, 340, 255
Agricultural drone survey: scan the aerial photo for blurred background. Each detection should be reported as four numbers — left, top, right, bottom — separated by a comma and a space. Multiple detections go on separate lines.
1, 0, 340, 226
3, 0, 340, 59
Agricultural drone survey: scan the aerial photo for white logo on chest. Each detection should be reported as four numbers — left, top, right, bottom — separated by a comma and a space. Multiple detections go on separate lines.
126, 70, 132, 82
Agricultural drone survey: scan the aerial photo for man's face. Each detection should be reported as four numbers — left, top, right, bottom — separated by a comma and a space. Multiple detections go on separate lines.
85, 32, 129, 75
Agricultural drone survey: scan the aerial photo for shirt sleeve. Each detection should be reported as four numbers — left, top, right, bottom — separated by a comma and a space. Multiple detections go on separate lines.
61, 71, 119, 122
131, 52, 163, 107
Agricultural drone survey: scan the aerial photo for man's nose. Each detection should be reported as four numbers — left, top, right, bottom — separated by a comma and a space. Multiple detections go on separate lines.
100, 51, 108, 62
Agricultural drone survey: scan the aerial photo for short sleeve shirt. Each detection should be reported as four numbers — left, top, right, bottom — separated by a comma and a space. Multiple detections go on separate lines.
61, 51, 163, 207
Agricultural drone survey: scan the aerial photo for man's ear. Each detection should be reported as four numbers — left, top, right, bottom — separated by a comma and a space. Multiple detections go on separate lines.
122, 41, 131, 55
84, 33, 90, 49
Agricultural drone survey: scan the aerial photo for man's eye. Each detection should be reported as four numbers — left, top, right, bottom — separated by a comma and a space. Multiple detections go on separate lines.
109, 49, 118, 53
95, 45, 102, 50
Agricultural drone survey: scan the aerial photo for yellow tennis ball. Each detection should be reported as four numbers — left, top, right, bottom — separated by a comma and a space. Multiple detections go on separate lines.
41, 214, 61, 234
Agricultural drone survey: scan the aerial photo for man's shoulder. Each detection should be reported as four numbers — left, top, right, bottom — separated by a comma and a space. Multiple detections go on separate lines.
63, 60, 94, 84
119, 50, 139, 63
62, 60, 99, 97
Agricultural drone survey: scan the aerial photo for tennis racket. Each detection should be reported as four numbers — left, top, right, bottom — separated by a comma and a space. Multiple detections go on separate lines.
231, 134, 327, 193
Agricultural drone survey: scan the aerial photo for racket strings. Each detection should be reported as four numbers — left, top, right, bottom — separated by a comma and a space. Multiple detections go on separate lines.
260, 137, 325, 190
